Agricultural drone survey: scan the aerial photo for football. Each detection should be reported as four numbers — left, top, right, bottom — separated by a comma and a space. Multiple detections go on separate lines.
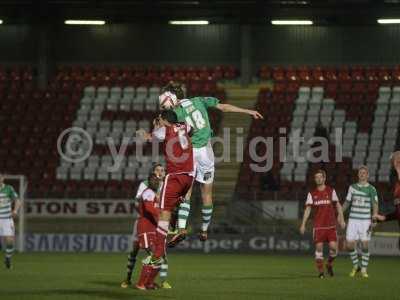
159, 91, 178, 109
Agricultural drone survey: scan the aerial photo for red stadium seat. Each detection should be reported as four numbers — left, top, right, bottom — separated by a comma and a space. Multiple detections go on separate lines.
272, 67, 285, 82
312, 66, 325, 83
377, 67, 392, 83
286, 66, 298, 81
324, 67, 338, 82
245, 65, 396, 200
351, 66, 365, 81
0, 64, 226, 198
259, 65, 271, 80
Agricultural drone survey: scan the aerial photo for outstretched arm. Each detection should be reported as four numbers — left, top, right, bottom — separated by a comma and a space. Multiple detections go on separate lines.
216, 103, 264, 119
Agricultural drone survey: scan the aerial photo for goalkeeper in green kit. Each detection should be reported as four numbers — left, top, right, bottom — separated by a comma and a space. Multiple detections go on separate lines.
160, 82, 263, 245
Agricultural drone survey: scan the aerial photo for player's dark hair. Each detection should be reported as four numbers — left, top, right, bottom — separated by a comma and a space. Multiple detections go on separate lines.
160, 109, 178, 124
314, 169, 326, 178
151, 163, 163, 174
148, 174, 160, 192
162, 81, 185, 99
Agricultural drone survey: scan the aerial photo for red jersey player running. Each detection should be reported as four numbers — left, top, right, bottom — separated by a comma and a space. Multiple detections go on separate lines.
136, 109, 194, 289
300, 169, 346, 278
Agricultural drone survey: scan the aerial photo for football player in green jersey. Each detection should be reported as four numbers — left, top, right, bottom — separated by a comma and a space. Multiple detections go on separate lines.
343, 166, 383, 278
161, 82, 263, 245
0, 173, 22, 269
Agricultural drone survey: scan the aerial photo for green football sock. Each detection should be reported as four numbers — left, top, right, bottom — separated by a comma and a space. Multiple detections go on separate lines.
201, 204, 213, 232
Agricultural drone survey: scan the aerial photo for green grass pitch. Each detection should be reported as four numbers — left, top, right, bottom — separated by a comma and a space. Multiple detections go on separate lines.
0, 253, 399, 300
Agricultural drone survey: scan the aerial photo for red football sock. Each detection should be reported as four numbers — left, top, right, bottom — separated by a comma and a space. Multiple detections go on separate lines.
137, 265, 153, 287
145, 265, 161, 287
154, 220, 169, 259
316, 259, 324, 273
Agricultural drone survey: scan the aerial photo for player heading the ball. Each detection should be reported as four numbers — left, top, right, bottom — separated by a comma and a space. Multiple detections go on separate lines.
160, 81, 263, 246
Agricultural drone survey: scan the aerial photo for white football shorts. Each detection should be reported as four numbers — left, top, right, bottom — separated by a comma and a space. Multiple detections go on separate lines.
346, 219, 372, 242
0, 218, 15, 237
193, 142, 215, 184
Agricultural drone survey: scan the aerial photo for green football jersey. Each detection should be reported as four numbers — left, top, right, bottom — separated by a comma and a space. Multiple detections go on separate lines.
174, 97, 220, 148
0, 184, 18, 219
346, 183, 378, 220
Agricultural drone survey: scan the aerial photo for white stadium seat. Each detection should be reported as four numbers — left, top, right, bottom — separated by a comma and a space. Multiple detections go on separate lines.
84, 86, 96, 98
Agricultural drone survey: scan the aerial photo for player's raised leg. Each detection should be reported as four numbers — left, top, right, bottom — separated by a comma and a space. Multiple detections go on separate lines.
177, 194, 191, 232
169, 143, 215, 243
168, 187, 192, 248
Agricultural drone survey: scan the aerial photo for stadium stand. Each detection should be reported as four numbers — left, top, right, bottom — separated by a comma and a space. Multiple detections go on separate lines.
2, 64, 398, 202
0, 65, 228, 198
238, 65, 400, 201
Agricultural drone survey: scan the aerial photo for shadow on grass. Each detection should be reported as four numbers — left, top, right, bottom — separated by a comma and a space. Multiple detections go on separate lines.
90, 280, 121, 288
213, 274, 316, 281
4, 289, 174, 300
